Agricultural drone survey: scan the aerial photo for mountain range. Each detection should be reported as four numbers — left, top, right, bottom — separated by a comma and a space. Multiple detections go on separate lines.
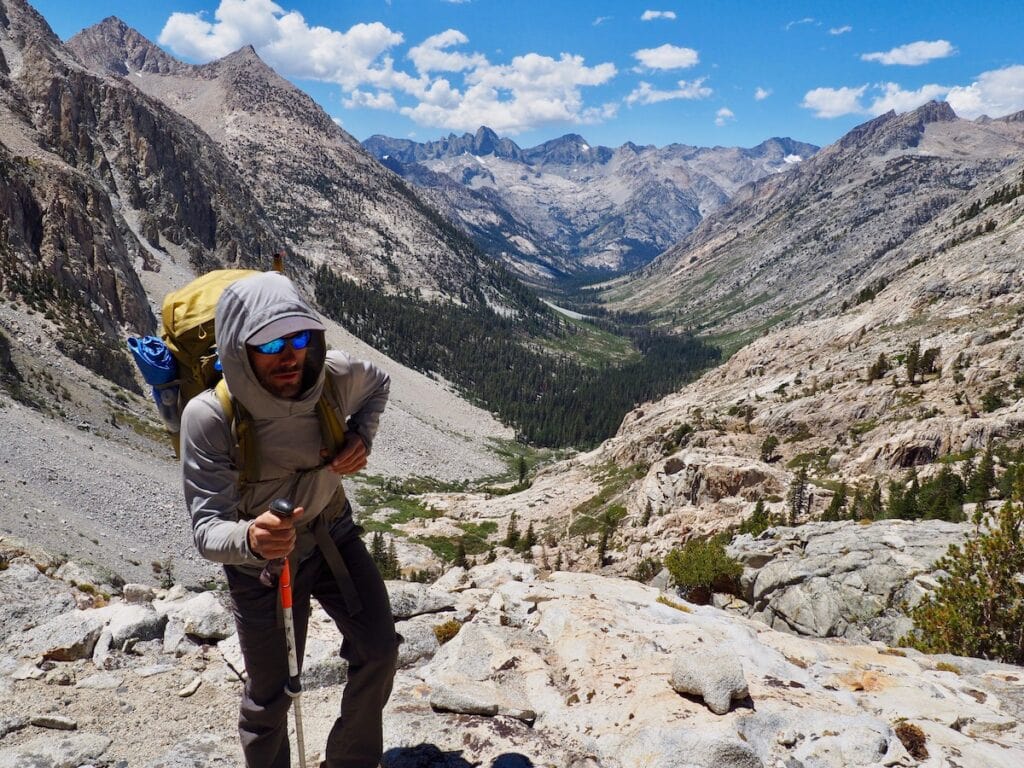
605, 101, 1024, 346
364, 127, 818, 279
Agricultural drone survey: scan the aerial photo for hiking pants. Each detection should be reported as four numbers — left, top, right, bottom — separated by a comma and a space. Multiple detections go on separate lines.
225, 521, 399, 768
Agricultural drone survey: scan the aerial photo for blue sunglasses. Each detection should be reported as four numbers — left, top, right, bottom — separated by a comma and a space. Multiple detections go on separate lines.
251, 329, 312, 355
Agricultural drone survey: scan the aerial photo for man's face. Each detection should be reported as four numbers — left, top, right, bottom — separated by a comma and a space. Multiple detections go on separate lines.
247, 335, 308, 399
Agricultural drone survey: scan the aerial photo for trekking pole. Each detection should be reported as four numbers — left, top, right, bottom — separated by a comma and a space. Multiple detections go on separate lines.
268, 498, 307, 768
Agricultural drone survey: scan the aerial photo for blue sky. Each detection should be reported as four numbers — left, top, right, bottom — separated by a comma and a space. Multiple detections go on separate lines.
32, 0, 1024, 151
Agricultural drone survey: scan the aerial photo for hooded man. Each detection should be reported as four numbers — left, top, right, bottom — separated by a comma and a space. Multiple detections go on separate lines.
180, 271, 399, 768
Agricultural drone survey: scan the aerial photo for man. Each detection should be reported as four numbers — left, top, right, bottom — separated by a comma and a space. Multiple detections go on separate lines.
180, 271, 398, 768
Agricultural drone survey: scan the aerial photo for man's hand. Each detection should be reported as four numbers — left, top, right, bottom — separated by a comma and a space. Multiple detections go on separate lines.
248, 506, 304, 560
322, 433, 368, 475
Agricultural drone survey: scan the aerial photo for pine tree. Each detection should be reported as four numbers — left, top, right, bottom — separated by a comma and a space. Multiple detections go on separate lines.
903, 484, 1024, 664
822, 483, 848, 521
503, 512, 520, 549
966, 445, 996, 503
867, 479, 884, 520
906, 340, 921, 384
786, 466, 809, 525
454, 541, 469, 569
517, 455, 528, 486
739, 499, 771, 535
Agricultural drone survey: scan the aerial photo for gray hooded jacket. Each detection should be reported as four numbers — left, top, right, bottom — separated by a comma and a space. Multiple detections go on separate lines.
180, 272, 389, 572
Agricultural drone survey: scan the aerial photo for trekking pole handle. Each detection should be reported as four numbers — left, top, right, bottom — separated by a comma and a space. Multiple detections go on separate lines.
270, 498, 295, 518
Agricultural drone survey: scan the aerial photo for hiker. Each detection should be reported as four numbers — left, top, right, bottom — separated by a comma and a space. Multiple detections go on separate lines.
179, 271, 399, 768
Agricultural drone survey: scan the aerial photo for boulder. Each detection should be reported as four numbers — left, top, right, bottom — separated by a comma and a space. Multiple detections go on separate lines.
386, 581, 457, 620
0, 732, 111, 768
727, 520, 967, 642
0, 561, 76, 645
670, 650, 749, 715
14, 610, 105, 661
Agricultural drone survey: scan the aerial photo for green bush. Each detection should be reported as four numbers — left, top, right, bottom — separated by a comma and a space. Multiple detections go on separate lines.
664, 539, 742, 604
902, 493, 1024, 664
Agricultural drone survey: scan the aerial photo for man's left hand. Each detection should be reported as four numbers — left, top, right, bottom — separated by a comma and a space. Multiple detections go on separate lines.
323, 433, 367, 475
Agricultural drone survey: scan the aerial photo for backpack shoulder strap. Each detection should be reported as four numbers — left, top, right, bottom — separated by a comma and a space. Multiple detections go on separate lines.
214, 378, 259, 493
316, 376, 346, 457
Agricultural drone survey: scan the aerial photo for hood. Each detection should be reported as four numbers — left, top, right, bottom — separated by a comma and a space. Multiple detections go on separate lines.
215, 271, 327, 417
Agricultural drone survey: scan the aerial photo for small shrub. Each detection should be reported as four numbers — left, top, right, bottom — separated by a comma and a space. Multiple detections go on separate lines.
630, 557, 661, 584
433, 619, 462, 645
934, 661, 961, 674
664, 539, 742, 604
760, 435, 779, 463
894, 722, 928, 760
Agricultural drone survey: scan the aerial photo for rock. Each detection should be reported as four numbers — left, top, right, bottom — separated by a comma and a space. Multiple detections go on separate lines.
386, 581, 457, 619
0, 715, 28, 739
395, 614, 442, 668
76, 672, 124, 690
727, 520, 967, 642
0, 733, 111, 768
103, 603, 167, 646
670, 650, 749, 714
12, 663, 45, 680
177, 676, 202, 697
55, 560, 125, 595
429, 682, 500, 716
15, 610, 105, 661
123, 583, 156, 603
0, 561, 76, 645
141, 734, 237, 767
617, 728, 763, 768
30, 714, 78, 730
465, 561, 539, 590
164, 591, 234, 641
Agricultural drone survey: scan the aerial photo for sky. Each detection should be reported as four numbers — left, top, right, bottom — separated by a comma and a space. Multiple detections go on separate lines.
30, 0, 1024, 151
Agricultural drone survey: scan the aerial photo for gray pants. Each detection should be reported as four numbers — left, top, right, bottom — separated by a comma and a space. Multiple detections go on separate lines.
225, 525, 399, 768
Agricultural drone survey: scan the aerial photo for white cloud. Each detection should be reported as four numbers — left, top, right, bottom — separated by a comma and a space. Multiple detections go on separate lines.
715, 107, 735, 126
861, 40, 956, 66
625, 78, 712, 105
785, 18, 816, 30
402, 53, 617, 134
946, 64, 1024, 118
799, 65, 1024, 121
633, 44, 699, 70
801, 85, 868, 118
754, 86, 771, 101
592, 16, 612, 26
158, 0, 618, 135
343, 89, 398, 110
408, 29, 486, 73
829, 25, 852, 35
641, 10, 677, 21
784, 154, 802, 164
867, 82, 949, 114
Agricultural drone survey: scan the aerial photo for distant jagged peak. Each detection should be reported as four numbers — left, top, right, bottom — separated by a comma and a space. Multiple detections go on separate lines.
836, 100, 958, 154
524, 132, 614, 166
68, 16, 182, 76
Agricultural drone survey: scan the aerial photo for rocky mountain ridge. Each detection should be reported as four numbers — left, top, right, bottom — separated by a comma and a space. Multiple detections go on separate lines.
364, 126, 818, 278
606, 101, 1024, 343
67, 16, 524, 308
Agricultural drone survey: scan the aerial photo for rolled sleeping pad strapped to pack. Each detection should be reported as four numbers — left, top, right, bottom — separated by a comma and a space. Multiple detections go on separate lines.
127, 336, 182, 433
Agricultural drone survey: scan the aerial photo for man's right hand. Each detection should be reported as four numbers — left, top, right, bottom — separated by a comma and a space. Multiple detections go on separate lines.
247, 506, 304, 560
